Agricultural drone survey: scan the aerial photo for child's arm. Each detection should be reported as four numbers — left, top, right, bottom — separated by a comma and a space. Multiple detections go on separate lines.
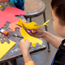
19, 39, 35, 65
30, 29, 63, 49
43, 31, 63, 49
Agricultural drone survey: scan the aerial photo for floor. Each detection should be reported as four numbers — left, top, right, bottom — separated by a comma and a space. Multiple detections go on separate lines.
17, 0, 62, 65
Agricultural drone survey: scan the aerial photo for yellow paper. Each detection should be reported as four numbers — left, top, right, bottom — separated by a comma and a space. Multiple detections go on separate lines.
21, 27, 43, 45
0, 5, 1, 8
17, 19, 23, 26
0, 40, 16, 59
17, 19, 50, 29
32, 43, 37, 47
17, 19, 50, 47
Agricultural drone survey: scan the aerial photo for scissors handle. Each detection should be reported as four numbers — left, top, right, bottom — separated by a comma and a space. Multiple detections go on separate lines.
26, 29, 37, 36
26, 29, 32, 36
32, 29, 37, 34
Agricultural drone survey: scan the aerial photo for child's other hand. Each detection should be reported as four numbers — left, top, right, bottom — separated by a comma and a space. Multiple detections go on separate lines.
19, 39, 33, 63
19, 39, 31, 54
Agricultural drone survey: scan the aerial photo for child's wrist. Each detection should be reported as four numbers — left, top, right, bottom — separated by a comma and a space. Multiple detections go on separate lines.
42, 30, 47, 38
22, 50, 29, 55
23, 51, 32, 63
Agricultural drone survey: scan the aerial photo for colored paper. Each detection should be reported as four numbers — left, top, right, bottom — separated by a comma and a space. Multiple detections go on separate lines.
0, 40, 16, 59
0, 7, 26, 28
0, 5, 1, 8
9, 19, 27, 32
17, 19, 50, 29
4, 7, 26, 15
0, 10, 19, 22
32, 43, 37, 47
21, 27, 43, 45
0, 15, 7, 28
9, 22, 21, 32
0, 0, 9, 2
0, 10, 19, 28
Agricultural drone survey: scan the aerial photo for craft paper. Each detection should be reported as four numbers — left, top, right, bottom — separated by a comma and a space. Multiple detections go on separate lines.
9, 22, 21, 32
0, 15, 7, 28
0, 5, 1, 8
32, 43, 37, 47
0, 40, 16, 59
0, 10, 19, 22
9, 19, 27, 32
0, 7, 26, 28
0, 9, 19, 21
4, 7, 26, 15
17, 19, 37, 27
0, 10, 19, 28
17, 19, 50, 29
21, 27, 43, 45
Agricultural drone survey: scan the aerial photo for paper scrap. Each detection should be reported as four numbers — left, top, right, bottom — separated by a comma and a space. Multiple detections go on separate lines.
32, 43, 37, 47
0, 40, 16, 59
9, 19, 27, 32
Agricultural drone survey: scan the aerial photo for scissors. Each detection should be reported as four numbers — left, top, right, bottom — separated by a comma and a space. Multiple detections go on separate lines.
13, 34, 23, 38
16, 24, 37, 36
26, 29, 37, 36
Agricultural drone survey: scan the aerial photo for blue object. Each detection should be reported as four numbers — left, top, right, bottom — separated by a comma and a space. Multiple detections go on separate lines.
51, 54, 56, 65
9, 0, 25, 10
51, 49, 59, 65
0, 28, 2, 30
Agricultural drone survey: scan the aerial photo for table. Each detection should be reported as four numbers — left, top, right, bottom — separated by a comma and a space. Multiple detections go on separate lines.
0, 2, 46, 64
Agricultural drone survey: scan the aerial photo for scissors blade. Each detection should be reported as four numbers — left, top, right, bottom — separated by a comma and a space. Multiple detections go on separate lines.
13, 34, 23, 38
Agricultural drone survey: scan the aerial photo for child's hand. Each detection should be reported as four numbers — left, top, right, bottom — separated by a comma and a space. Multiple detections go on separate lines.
19, 39, 31, 54
29, 29, 46, 38
19, 39, 33, 63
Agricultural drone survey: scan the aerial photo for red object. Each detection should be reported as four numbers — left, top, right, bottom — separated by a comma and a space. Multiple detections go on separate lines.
0, 10, 19, 28
0, 0, 9, 2
9, 19, 27, 32
4, 7, 26, 15
0, 7, 26, 28
3, 30, 9, 35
